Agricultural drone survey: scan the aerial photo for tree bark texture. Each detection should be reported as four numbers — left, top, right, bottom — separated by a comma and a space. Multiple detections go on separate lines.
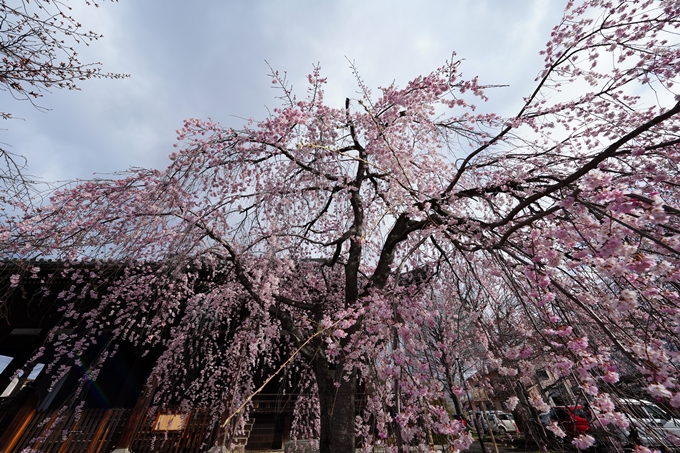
314, 362, 356, 453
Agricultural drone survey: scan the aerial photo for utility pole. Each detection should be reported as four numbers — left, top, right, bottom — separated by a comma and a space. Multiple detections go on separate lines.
457, 358, 487, 453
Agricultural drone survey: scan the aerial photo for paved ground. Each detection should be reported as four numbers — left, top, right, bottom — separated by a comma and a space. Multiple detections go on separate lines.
346, 441, 544, 453
468, 440, 542, 453
275, 438, 548, 452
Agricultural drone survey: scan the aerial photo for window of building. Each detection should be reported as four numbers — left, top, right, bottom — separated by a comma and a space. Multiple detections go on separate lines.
0, 359, 44, 397
154, 413, 189, 431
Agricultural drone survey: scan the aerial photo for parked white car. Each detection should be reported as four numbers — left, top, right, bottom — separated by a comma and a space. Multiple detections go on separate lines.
473, 411, 519, 434
618, 398, 680, 448
493, 412, 520, 434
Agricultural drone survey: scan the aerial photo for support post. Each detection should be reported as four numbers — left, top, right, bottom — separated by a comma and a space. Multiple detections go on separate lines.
457, 358, 487, 453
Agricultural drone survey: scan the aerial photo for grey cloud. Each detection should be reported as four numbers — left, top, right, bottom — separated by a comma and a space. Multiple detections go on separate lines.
0, 0, 564, 182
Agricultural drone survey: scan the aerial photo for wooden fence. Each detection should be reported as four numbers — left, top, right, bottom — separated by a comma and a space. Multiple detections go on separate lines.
4, 408, 130, 453
1, 394, 299, 452
2, 408, 219, 453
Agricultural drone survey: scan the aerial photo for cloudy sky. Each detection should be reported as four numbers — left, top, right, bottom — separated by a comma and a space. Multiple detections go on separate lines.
2, 0, 565, 184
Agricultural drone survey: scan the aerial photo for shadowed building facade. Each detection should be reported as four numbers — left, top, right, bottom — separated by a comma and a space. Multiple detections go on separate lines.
0, 261, 297, 453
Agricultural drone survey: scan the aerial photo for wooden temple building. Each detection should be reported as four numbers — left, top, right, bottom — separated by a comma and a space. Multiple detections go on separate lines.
0, 262, 298, 452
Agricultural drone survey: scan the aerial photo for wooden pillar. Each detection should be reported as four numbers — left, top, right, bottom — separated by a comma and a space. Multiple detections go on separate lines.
111, 379, 156, 453
207, 406, 237, 453
0, 393, 38, 453
85, 409, 113, 453
211, 413, 228, 449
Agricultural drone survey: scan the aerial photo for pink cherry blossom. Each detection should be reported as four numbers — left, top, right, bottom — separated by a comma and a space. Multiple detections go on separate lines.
5, 2, 680, 452
572, 434, 596, 450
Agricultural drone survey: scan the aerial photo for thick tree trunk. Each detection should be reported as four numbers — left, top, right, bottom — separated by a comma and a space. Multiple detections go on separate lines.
314, 363, 356, 453
329, 372, 356, 453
